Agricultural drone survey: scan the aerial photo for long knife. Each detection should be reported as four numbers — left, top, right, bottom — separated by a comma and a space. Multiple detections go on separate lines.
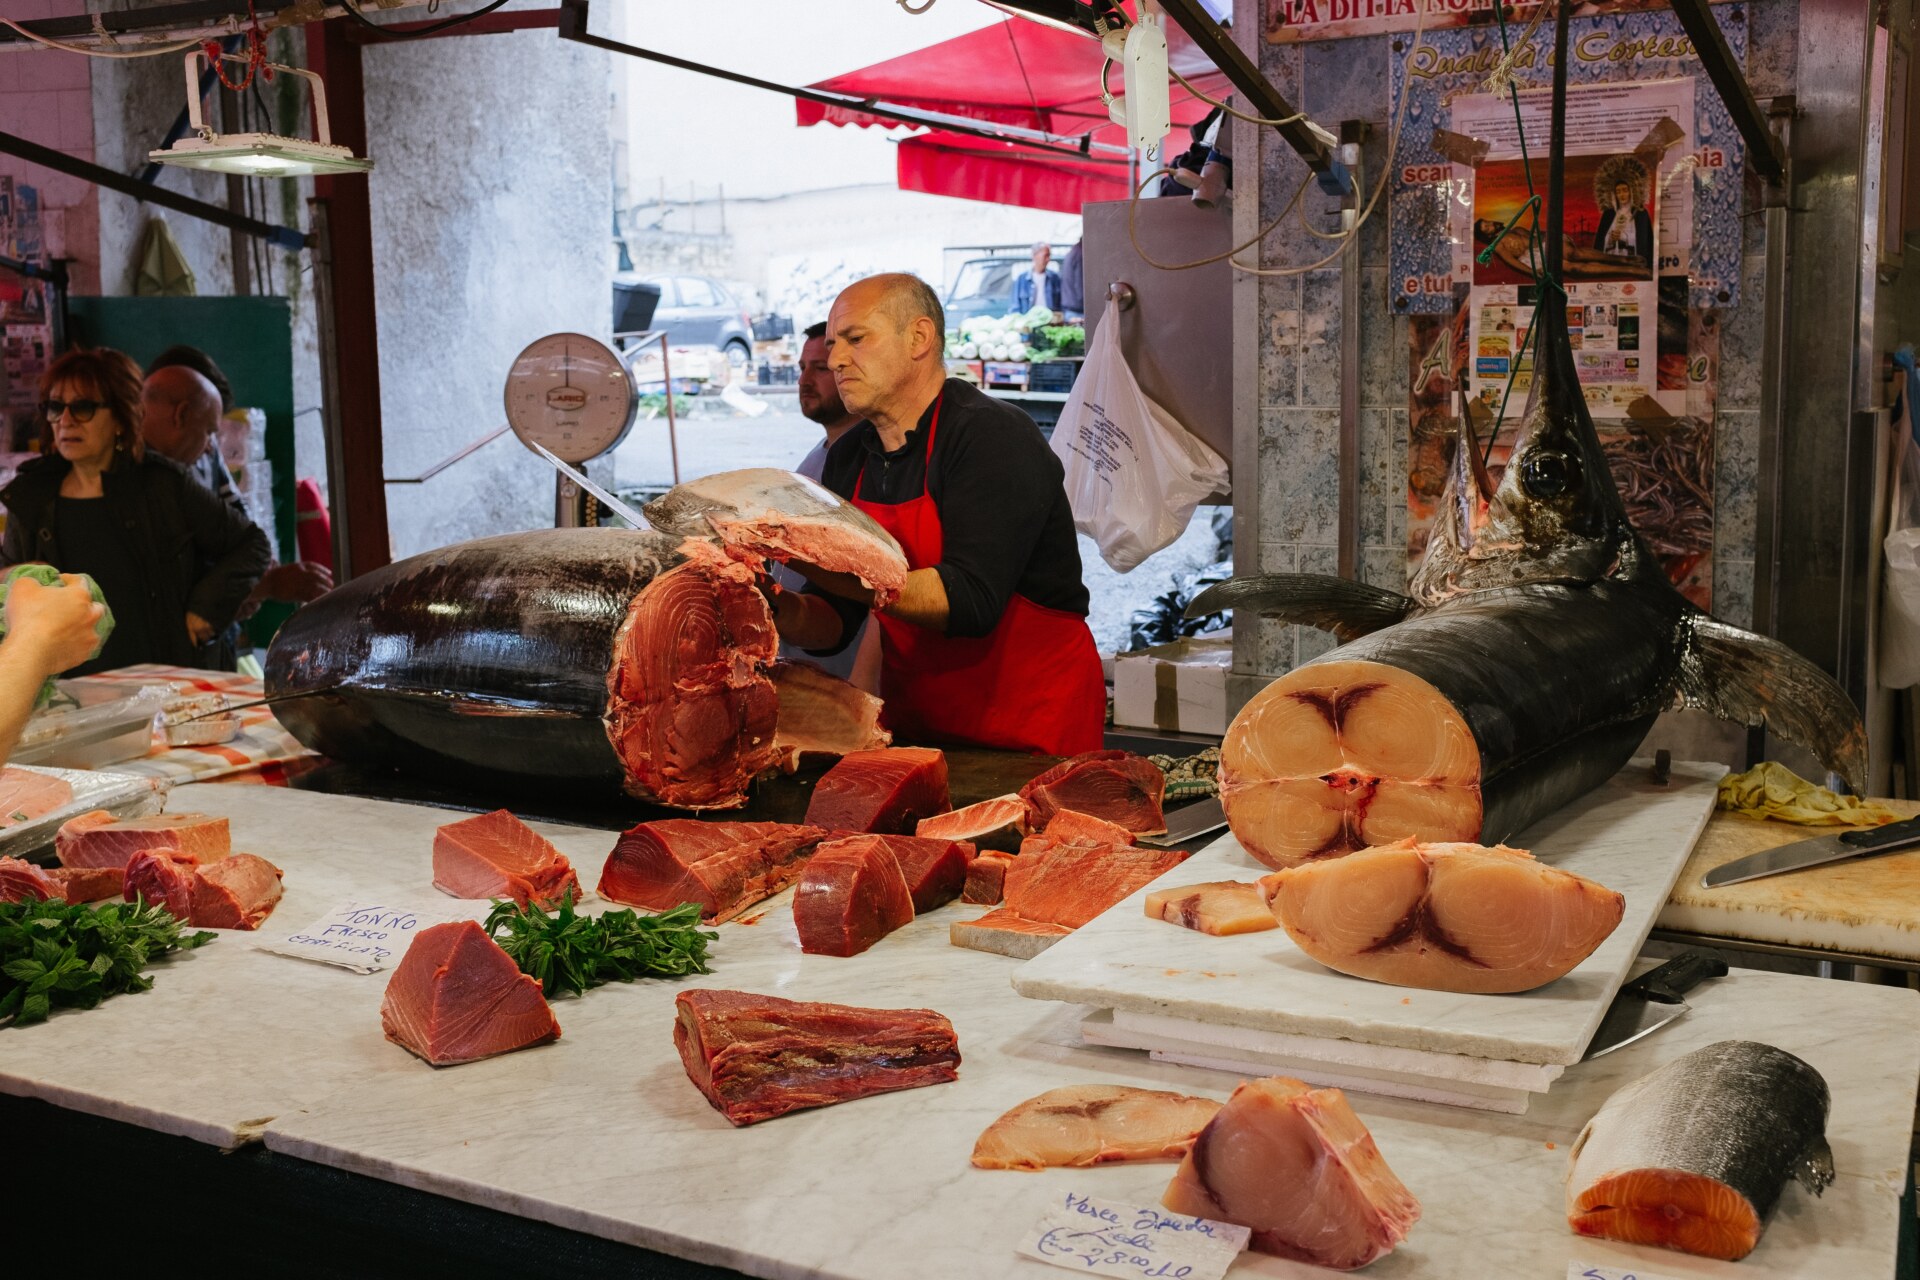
1582, 951, 1728, 1060
1138, 796, 1228, 849
526, 440, 653, 529
1701, 813, 1920, 888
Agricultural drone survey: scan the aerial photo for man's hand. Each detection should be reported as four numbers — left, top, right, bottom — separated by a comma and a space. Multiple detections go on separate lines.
786, 559, 877, 608
5, 574, 105, 678
767, 587, 849, 652
185, 611, 217, 646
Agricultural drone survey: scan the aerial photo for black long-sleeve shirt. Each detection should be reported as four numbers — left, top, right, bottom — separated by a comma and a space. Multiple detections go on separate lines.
809, 379, 1089, 650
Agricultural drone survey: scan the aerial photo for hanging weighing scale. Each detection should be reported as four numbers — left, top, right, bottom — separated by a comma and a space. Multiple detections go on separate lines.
503, 332, 640, 528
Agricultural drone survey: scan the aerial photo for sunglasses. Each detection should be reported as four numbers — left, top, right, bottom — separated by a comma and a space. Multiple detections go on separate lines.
41, 398, 103, 424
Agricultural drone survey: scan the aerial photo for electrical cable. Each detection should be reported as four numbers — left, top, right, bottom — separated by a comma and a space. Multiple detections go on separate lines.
1125, 162, 1313, 271
340, 0, 512, 38
1168, 64, 1305, 127
0, 17, 201, 57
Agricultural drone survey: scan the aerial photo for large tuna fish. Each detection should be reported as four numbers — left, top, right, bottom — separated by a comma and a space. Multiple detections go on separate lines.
265, 471, 907, 810
1192, 7, 1865, 868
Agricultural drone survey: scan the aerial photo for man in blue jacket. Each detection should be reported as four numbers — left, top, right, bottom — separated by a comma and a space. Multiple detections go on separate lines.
1011, 242, 1062, 316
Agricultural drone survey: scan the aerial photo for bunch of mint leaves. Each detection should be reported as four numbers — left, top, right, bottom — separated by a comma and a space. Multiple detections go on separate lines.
1, 896, 214, 1026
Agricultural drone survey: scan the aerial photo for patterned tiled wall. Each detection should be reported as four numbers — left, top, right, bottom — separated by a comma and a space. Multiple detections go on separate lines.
1243, 0, 1799, 678
0, 0, 100, 296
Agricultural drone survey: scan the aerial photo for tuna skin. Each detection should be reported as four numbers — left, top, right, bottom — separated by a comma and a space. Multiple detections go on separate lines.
381, 921, 560, 1067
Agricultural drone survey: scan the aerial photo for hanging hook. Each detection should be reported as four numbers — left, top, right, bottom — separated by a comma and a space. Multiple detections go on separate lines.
1108, 281, 1137, 311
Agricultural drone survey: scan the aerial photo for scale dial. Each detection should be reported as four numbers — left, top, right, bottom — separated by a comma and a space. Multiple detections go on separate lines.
503, 332, 638, 464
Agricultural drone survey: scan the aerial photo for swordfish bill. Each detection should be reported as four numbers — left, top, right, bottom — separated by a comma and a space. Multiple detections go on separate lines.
265, 528, 781, 809
1189, 6, 1866, 869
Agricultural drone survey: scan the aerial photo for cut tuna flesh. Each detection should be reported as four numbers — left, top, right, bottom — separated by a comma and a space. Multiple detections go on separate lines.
672, 988, 959, 1126
1145, 880, 1278, 936
433, 808, 581, 909
1261, 838, 1624, 994
0, 856, 63, 902
804, 747, 950, 835
1042, 809, 1137, 846
917, 793, 1029, 853
962, 850, 1014, 904
1003, 841, 1189, 929
57, 810, 230, 869
973, 1084, 1223, 1171
1162, 1076, 1421, 1269
768, 661, 890, 771
190, 853, 284, 930
948, 908, 1073, 959
874, 834, 973, 912
0, 767, 72, 828
46, 865, 123, 903
642, 468, 910, 606
1220, 659, 1484, 869
381, 920, 561, 1066
604, 548, 782, 809
123, 849, 195, 920
793, 837, 916, 957
1020, 750, 1167, 834
598, 820, 827, 923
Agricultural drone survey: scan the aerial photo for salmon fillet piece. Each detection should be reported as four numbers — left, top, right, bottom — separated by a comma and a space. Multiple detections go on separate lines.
432, 809, 581, 909
57, 810, 230, 869
917, 794, 1029, 853
123, 849, 196, 919
1145, 880, 1278, 936
793, 837, 915, 957
973, 1085, 1222, 1171
191, 853, 284, 930
1162, 1076, 1420, 1269
1260, 838, 1624, 993
381, 921, 560, 1066
0, 855, 63, 902
0, 767, 73, 828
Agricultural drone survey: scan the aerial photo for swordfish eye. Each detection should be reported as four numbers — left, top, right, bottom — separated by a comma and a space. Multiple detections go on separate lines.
1520, 450, 1580, 499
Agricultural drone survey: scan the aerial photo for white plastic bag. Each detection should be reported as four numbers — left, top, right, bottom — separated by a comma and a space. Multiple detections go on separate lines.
1050, 316, 1229, 572
1881, 383, 1920, 688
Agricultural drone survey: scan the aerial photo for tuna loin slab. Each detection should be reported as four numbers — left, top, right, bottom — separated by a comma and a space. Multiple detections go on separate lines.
598, 820, 827, 923
1020, 751, 1168, 835
673, 988, 959, 1126
804, 747, 951, 834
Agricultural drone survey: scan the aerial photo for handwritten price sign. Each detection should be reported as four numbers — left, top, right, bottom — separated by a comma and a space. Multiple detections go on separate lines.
254, 902, 462, 974
1568, 1264, 1684, 1280
1017, 1192, 1249, 1280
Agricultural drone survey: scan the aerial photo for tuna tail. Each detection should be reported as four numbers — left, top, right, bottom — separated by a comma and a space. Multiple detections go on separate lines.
1184, 574, 1414, 642
1676, 615, 1868, 793
1794, 1134, 1836, 1197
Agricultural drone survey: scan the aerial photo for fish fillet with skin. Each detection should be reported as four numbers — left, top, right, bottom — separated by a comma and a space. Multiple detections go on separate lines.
917, 794, 1029, 853
1567, 1040, 1833, 1261
432, 809, 581, 909
57, 810, 230, 870
1261, 838, 1624, 994
1020, 750, 1167, 834
972, 1084, 1222, 1171
1162, 1076, 1420, 1270
381, 921, 561, 1067
0, 767, 72, 828
1145, 880, 1278, 936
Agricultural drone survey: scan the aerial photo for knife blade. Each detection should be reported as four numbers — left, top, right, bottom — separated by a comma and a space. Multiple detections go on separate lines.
1582, 950, 1728, 1060
1138, 796, 1227, 848
1701, 813, 1920, 888
526, 440, 654, 530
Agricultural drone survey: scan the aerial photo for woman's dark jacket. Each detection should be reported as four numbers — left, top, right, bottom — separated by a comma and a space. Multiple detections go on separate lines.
0, 451, 272, 669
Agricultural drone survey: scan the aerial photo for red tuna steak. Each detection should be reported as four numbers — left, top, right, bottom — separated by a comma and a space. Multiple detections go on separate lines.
1020, 751, 1167, 834
805, 747, 950, 834
57, 810, 230, 869
963, 850, 1015, 904
0, 856, 63, 902
123, 850, 196, 919
433, 809, 580, 909
381, 921, 560, 1066
190, 853, 284, 930
873, 833, 973, 912
47, 865, 123, 903
598, 820, 827, 922
917, 793, 1030, 852
673, 988, 958, 1125
0, 767, 72, 828
794, 837, 916, 956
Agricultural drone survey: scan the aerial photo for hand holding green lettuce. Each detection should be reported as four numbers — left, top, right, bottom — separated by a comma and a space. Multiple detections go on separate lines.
0, 566, 114, 706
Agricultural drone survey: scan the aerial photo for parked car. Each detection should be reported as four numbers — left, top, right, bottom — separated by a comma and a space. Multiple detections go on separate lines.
943, 256, 1024, 329
616, 273, 754, 366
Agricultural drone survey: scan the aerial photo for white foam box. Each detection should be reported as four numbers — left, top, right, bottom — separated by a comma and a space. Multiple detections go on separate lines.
1111, 635, 1231, 736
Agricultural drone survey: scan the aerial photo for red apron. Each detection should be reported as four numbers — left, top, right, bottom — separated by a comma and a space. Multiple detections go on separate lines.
852, 393, 1106, 757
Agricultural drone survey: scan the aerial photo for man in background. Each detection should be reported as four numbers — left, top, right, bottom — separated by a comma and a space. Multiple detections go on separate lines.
777, 322, 869, 684
1012, 241, 1062, 319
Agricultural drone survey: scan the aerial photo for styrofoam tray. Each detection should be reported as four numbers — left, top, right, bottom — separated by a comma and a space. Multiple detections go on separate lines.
0, 764, 166, 862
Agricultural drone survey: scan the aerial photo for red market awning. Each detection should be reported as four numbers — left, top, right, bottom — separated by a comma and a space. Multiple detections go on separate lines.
797, 17, 1232, 212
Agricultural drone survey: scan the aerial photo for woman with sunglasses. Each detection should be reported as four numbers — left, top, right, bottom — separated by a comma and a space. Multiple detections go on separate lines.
0, 347, 270, 675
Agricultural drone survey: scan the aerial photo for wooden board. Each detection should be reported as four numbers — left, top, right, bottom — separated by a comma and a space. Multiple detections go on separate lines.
1658, 799, 1920, 961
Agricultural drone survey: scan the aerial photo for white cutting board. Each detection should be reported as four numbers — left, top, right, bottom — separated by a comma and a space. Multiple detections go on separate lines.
1013, 760, 1723, 1066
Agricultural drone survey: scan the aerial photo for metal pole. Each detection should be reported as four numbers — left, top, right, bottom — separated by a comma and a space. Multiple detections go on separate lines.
1155, 0, 1337, 178
662, 342, 681, 486
1668, 0, 1789, 184
1336, 124, 1366, 581
309, 201, 354, 582
1752, 98, 1796, 647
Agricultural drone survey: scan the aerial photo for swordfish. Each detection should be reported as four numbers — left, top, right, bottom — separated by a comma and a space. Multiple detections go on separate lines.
1190, 5, 1865, 867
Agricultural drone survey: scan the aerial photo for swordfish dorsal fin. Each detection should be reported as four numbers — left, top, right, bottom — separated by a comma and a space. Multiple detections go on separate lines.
1677, 616, 1869, 793
1185, 574, 1415, 643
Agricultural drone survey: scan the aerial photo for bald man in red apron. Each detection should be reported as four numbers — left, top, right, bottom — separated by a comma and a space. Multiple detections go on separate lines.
768, 273, 1105, 757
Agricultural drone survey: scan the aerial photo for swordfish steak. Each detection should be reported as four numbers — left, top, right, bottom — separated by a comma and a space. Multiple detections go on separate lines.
804, 747, 951, 835
381, 921, 560, 1066
972, 1084, 1223, 1171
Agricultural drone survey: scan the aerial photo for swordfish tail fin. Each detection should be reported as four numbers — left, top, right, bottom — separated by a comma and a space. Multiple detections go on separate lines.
1185, 574, 1416, 643
1678, 616, 1869, 793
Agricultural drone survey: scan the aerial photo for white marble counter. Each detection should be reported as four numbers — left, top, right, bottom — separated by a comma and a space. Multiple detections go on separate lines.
1015, 762, 1723, 1066
3, 783, 1915, 1280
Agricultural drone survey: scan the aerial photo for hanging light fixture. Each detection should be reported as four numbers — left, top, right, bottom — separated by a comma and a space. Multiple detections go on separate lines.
149, 48, 372, 178
980, 0, 1129, 39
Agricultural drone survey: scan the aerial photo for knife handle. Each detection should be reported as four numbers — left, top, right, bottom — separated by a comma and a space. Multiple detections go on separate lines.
1626, 951, 1728, 1004
1838, 813, 1920, 849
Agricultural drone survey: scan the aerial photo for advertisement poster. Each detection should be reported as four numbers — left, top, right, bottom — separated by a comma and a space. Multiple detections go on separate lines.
1264, 0, 1737, 45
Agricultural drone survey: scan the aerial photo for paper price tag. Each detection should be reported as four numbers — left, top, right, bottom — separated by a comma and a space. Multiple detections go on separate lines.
1568, 1263, 1684, 1280
253, 902, 462, 974
1017, 1192, 1249, 1280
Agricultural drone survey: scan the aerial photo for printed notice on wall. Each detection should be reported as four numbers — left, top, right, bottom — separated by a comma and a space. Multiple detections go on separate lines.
254, 902, 465, 974
1016, 1192, 1250, 1280
1450, 77, 1694, 420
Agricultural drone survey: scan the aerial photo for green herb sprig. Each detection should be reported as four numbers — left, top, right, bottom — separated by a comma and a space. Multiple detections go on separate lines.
0, 897, 215, 1026
483, 892, 716, 998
